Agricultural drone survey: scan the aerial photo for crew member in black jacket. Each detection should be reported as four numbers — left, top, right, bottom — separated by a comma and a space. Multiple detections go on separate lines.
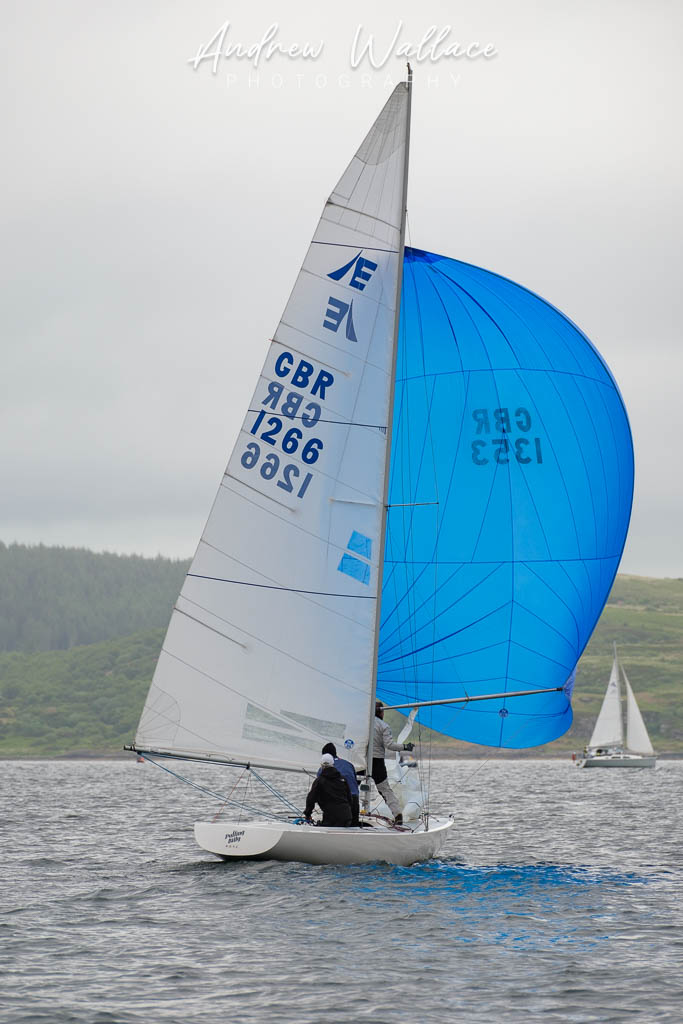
304, 753, 352, 827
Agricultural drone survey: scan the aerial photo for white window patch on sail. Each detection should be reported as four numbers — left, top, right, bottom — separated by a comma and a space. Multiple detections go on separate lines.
279, 710, 346, 739
242, 723, 323, 754
242, 705, 348, 753
244, 704, 302, 731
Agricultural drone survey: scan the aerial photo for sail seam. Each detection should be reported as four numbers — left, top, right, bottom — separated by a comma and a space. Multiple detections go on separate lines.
193, 537, 376, 630
174, 604, 248, 646
277, 320, 389, 375
520, 563, 581, 650
163, 643, 370, 704
311, 240, 399, 253
324, 200, 400, 232
298, 265, 396, 312
381, 554, 626, 564
380, 563, 504, 659
187, 572, 376, 599
441, 258, 584, 377
395, 367, 624, 388
380, 600, 512, 665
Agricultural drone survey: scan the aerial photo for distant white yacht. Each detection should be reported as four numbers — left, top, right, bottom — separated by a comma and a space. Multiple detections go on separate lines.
578, 644, 656, 768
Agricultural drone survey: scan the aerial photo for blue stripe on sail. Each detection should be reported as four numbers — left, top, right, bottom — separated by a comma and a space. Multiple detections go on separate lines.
377, 248, 634, 749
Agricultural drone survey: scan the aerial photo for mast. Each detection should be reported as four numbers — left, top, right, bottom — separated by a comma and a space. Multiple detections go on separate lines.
363, 65, 413, 808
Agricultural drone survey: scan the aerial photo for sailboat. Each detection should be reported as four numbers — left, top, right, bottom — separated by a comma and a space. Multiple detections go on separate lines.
127, 70, 634, 864
579, 644, 656, 767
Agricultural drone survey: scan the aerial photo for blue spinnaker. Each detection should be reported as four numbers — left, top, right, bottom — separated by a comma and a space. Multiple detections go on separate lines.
377, 248, 634, 748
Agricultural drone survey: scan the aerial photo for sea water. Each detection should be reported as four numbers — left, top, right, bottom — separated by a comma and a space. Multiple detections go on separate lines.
1, 759, 681, 1023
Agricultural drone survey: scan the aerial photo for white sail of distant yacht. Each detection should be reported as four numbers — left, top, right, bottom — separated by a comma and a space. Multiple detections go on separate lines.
127, 69, 636, 864
587, 649, 623, 751
624, 671, 655, 757
579, 644, 656, 768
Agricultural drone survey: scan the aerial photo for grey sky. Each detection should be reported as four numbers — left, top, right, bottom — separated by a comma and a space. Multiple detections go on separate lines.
2, 0, 681, 576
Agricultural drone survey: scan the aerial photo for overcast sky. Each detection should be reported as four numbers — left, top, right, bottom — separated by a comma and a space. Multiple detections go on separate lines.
2, 0, 681, 577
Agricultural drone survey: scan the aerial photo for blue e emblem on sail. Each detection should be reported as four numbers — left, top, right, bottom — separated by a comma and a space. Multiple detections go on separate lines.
323, 297, 357, 342
338, 531, 372, 585
327, 251, 378, 291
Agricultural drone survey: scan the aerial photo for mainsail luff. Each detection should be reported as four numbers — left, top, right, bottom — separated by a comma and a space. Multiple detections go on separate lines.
135, 84, 411, 773
366, 69, 413, 777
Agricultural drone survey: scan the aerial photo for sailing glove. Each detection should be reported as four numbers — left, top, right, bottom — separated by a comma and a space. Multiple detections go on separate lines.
403, 743, 415, 751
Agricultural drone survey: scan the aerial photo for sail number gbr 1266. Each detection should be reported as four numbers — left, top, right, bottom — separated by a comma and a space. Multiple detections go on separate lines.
238, 352, 333, 500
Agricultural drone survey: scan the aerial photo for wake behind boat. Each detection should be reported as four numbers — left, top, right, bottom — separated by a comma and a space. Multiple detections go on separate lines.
578, 644, 656, 768
127, 70, 635, 865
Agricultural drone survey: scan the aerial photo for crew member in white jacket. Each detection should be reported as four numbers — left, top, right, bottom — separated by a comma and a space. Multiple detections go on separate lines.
372, 701, 414, 826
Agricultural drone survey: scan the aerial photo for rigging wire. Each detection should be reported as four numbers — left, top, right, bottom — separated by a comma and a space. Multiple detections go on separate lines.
211, 766, 248, 822
249, 767, 305, 816
141, 756, 302, 822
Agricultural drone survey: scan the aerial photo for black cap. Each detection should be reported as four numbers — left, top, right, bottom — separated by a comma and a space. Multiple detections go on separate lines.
321, 742, 336, 757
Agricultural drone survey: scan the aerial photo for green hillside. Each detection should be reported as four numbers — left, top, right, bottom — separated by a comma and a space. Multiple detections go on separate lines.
0, 630, 163, 757
0, 546, 681, 757
0, 542, 188, 652
386, 574, 683, 756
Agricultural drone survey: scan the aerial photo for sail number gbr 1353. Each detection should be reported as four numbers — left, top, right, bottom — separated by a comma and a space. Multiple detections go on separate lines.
471, 407, 543, 466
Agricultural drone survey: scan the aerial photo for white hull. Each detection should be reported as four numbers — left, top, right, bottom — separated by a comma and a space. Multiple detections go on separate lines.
194, 816, 454, 866
579, 754, 656, 768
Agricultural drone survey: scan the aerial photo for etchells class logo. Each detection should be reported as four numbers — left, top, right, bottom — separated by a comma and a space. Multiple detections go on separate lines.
188, 20, 497, 86
322, 250, 379, 344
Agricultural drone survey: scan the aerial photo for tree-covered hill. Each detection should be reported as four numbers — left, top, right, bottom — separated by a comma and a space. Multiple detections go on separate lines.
388, 574, 683, 757
0, 543, 189, 652
0, 630, 162, 756
0, 546, 681, 757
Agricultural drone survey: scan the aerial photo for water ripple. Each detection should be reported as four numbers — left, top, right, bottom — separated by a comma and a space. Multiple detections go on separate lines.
1, 759, 681, 1023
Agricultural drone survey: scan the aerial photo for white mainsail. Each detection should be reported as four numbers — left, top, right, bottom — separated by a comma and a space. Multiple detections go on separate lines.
624, 671, 655, 755
587, 648, 623, 749
135, 85, 410, 772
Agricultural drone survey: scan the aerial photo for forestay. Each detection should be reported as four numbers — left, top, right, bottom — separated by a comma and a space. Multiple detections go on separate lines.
136, 85, 410, 771
377, 249, 634, 748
